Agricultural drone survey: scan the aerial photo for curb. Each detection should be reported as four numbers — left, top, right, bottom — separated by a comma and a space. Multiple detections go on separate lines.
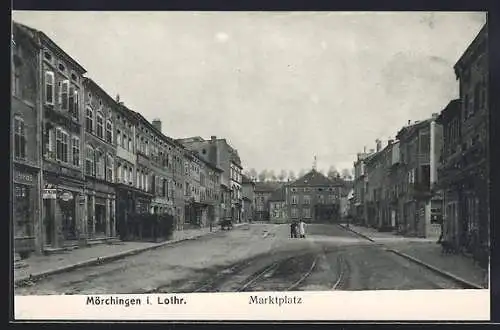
337, 224, 484, 289
14, 228, 228, 287
386, 248, 484, 289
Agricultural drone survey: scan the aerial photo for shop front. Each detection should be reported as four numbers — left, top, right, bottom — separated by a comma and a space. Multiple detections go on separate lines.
85, 180, 116, 240
13, 165, 40, 256
115, 184, 152, 240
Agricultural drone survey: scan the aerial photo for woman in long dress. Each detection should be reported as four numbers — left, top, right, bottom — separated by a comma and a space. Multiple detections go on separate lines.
298, 220, 306, 238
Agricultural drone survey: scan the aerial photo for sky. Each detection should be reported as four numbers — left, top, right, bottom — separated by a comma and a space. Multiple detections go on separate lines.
12, 11, 486, 176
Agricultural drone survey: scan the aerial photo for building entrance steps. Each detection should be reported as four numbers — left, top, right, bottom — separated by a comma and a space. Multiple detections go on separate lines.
14, 223, 248, 287
339, 223, 488, 289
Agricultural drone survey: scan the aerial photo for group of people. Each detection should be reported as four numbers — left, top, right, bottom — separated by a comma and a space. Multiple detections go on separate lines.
290, 220, 306, 239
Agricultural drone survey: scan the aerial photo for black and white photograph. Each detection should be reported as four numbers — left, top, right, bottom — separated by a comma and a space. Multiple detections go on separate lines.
11, 10, 490, 320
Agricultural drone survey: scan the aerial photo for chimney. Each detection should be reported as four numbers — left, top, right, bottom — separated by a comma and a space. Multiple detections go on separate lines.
211, 135, 217, 142
388, 139, 394, 146
407, 120, 411, 125
369, 148, 375, 154
376, 139, 382, 152
116, 94, 120, 103
432, 113, 439, 119
363, 146, 366, 153
152, 119, 162, 133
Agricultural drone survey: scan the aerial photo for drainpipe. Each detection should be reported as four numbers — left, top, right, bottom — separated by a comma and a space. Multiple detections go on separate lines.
36, 40, 44, 254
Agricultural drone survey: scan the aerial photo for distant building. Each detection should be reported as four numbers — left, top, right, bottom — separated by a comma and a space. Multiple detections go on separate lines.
241, 174, 255, 223
285, 169, 345, 223
254, 181, 283, 222
269, 186, 287, 223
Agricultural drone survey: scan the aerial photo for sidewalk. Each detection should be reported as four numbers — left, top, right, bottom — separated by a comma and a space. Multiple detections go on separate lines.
340, 224, 488, 289
14, 224, 248, 287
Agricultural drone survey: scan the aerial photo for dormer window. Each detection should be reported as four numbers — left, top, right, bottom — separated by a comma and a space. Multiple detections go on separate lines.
44, 51, 52, 62
71, 73, 78, 82
58, 63, 66, 73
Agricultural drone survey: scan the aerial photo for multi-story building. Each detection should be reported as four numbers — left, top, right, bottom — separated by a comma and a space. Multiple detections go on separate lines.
362, 143, 384, 229
286, 169, 345, 223
114, 103, 153, 238
11, 23, 43, 256
436, 99, 462, 245
199, 157, 223, 226
254, 182, 283, 221
229, 149, 243, 223
34, 25, 88, 250
133, 114, 171, 216
183, 150, 204, 227
438, 22, 488, 265
352, 150, 373, 226
82, 78, 117, 242
269, 186, 287, 223
241, 174, 255, 223
396, 115, 443, 238
177, 135, 243, 223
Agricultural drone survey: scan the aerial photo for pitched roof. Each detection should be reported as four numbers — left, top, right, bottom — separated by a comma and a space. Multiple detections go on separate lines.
268, 187, 286, 202
254, 181, 283, 192
290, 169, 336, 186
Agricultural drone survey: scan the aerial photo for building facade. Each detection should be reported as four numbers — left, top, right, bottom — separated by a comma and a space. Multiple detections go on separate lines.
254, 182, 283, 221
12, 23, 43, 255
37, 27, 88, 250
439, 23, 489, 264
82, 78, 117, 241
269, 186, 287, 223
352, 150, 373, 226
286, 169, 345, 223
396, 116, 443, 238
241, 175, 255, 223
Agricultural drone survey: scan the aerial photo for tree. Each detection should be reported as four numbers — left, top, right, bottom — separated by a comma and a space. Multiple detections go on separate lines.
327, 166, 339, 179
248, 168, 258, 181
341, 168, 352, 180
269, 170, 277, 181
288, 170, 296, 181
258, 169, 267, 182
278, 170, 287, 182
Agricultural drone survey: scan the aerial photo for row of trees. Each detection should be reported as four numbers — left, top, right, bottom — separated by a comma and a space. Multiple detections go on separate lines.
244, 166, 353, 183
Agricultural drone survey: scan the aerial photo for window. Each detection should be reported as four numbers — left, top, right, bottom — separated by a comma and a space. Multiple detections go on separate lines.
95, 149, 104, 179
13, 116, 26, 160
128, 138, 132, 151
106, 153, 114, 182
117, 130, 121, 146
329, 194, 336, 203
85, 145, 95, 176
303, 195, 310, 205
12, 65, 20, 97
72, 136, 80, 166
303, 208, 311, 218
44, 71, 55, 104
96, 112, 104, 138
128, 168, 132, 185
106, 120, 113, 143
122, 134, 127, 149
116, 164, 122, 182
291, 195, 298, 204
291, 207, 298, 218
136, 171, 140, 188
69, 86, 79, 118
86, 107, 93, 133
55, 128, 69, 162
60, 80, 69, 110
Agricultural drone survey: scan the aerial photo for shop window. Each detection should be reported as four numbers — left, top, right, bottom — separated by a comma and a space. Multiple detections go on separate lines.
14, 184, 32, 237
14, 116, 26, 160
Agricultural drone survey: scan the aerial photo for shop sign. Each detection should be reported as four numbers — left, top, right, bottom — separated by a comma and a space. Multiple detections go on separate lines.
14, 170, 33, 184
43, 188, 57, 199
60, 191, 74, 202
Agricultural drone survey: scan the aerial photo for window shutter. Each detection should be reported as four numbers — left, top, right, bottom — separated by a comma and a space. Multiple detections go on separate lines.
58, 81, 62, 106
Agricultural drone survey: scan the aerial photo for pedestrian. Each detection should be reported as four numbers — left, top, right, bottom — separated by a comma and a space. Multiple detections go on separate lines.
298, 219, 306, 238
290, 221, 297, 238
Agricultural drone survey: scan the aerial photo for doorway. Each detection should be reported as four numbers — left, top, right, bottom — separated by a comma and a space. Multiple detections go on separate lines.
95, 203, 106, 237
43, 198, 53, 246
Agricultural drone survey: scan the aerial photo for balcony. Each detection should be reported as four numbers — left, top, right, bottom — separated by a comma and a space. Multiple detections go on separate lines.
137, 152, 150, 167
